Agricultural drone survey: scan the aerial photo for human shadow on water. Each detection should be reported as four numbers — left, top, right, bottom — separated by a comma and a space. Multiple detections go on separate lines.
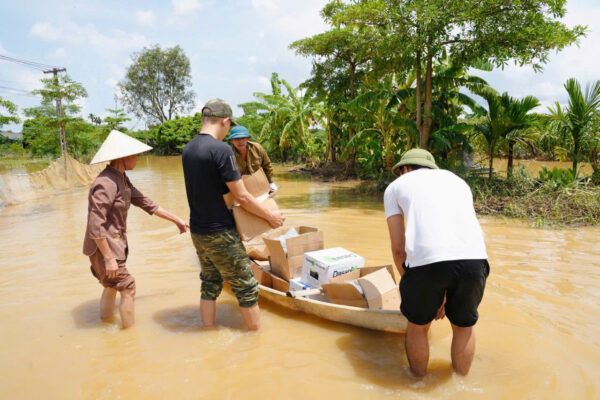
153, 300, 246, 332
72, 298, 106, 329
336, 332, 453, 391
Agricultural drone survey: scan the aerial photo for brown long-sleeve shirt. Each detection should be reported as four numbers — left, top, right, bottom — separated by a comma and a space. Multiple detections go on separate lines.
234, 141, 274, 183
82, 165, 159, 259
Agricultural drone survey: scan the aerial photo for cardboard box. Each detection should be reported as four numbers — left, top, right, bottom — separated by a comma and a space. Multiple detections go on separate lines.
245, 243, 270, 261
264, 226, 324, 281
289, 278, 313, 291
301, 247, 365, 288
289, 278, 330, 301
250, 260, 272, 288
357, 267, 400, 310
268, 270, 290, 293
224, 169, 279, 241
322, 281, 368, 308
321, 265, 396, 309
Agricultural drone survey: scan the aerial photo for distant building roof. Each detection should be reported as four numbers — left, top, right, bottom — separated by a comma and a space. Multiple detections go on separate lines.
0, 131, 22, 140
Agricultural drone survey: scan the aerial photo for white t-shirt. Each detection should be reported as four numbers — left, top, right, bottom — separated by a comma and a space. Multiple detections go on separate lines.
384, 169, 487, 268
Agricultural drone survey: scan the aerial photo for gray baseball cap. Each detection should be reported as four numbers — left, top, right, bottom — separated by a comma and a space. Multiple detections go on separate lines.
201, 99, 238, 126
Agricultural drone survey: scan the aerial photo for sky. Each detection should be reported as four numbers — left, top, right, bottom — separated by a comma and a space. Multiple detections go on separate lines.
0, 0, 599, 132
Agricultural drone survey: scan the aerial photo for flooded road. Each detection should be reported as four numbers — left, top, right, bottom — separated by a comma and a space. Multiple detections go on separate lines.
0, 155, 599, 399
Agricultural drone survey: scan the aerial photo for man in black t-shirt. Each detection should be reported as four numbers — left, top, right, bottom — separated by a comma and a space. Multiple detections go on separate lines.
182, 99, 284, 331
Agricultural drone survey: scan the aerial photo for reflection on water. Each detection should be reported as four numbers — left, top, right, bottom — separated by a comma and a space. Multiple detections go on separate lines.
0, 155, 599, 399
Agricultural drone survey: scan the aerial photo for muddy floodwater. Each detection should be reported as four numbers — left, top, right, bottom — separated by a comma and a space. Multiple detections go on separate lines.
0, 156, 599, 399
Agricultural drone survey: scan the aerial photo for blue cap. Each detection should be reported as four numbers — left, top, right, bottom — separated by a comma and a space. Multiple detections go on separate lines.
228, 126, 251, 140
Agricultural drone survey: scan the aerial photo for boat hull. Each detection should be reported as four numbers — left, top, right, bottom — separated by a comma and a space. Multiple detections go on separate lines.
259, 285, 407, 333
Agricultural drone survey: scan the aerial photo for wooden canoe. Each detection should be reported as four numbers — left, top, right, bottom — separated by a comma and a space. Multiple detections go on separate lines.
258, 284, 407, 333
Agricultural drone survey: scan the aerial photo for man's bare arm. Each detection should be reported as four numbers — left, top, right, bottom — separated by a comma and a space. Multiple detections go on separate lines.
387, 214, 407, 276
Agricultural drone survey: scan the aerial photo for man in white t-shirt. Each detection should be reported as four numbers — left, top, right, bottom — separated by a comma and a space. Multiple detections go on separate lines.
384, 149, 490, 377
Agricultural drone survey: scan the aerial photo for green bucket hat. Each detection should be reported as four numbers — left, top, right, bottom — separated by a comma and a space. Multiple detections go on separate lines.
392, 148, 438, 176
201, 99, 238, 126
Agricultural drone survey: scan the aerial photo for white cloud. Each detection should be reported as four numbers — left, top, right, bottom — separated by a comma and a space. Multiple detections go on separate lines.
248, 56, 257, 64
105, 64, 126, 94
257, 76, 270, 87
191, 101, 205, 114
12, 70, 43, 92
554, 7, 600, 80
105, 77, 118, 89
250, 0, 328, 41
30, 21, 147, 56
49, 47, 67, 60
74, 96, 89, 117
136, 10, 156, 26
168, 0, 212, 28
172, 0, 203, 14
251, 0, 278, 11
0, 43, 6, 54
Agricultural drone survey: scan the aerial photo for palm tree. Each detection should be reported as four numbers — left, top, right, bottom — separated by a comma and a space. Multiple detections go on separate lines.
473, 87, 540, 178
500, 96, 540, 177
548, 78, 600, 174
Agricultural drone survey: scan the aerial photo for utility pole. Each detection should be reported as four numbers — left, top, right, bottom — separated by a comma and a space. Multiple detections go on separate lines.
43, 68, 67, 156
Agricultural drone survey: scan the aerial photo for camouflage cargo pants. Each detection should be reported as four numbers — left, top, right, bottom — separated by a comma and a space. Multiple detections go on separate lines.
191, 228, 258, 308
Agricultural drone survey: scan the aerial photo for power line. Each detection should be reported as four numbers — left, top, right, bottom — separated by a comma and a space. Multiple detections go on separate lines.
0, 54, 62, 72
0, 85, 34, 94
0, 91, 39, 98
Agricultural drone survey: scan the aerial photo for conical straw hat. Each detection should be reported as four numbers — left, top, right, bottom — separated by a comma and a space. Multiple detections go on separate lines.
90, 130, 153, 165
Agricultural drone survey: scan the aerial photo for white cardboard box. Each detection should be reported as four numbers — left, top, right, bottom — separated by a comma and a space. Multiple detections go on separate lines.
301, 247, 365, 288
289, 278, 314, 291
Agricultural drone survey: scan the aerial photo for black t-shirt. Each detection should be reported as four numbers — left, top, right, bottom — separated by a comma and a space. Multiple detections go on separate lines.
182, 133, 241, 234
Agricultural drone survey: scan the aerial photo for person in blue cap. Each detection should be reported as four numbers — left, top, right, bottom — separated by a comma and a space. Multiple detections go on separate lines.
228, 126, 278, 192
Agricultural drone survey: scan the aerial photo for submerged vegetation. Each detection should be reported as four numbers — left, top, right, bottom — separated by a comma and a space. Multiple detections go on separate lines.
1, 1, 599, 226
467, 167, 600, 227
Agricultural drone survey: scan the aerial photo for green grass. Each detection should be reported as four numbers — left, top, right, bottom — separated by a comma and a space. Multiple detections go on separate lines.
0, 156, 54, 174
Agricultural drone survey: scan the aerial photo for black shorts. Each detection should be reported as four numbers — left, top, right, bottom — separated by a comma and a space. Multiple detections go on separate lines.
400, 259, 490, 327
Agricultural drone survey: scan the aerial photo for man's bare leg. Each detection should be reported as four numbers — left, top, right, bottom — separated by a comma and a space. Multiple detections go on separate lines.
239, 305, 260, 331
200, 299, 216, 327
405, 322, 431, 377
451, 323, 475, 375
119, 288, 136, 329
100, 287, 117, 321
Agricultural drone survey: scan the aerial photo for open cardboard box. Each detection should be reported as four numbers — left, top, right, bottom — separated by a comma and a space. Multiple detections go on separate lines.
264, 226, 324, 281
251, 260, 290, 292
321, 265, 400, 310
251, 260, 272, 288
224, 169, 279, 241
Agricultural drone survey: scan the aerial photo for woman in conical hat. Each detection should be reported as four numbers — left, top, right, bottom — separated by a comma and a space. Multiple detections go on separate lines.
83, 130, 189, 329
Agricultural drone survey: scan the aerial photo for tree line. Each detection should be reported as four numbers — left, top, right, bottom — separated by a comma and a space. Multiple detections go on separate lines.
239, 0, 598, 185
1, 0, 599, 186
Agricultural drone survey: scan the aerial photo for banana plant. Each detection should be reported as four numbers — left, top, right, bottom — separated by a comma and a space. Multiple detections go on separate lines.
238, 73, 320, 161
346, 77, 418, 172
